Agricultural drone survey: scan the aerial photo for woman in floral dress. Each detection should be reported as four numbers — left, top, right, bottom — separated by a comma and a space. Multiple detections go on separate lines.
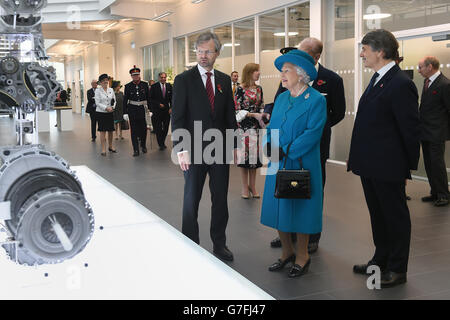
234, 63, 270, 199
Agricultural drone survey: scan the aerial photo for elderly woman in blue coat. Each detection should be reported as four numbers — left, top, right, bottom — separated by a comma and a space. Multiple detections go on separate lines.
261, 50, 326, 278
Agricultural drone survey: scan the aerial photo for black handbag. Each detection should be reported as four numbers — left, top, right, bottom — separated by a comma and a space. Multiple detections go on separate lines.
274, 142, 311, 199
121, 120, 130, 130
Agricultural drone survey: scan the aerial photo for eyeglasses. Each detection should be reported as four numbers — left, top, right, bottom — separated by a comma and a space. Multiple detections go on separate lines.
196, 49, 217, 56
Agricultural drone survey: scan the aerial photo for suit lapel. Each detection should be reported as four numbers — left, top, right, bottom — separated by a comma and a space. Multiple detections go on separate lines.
427, 73, 442, 92
366, 64, 400, 100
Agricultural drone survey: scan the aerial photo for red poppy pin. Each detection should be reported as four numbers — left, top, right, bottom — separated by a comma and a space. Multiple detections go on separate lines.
317, 80, 326, 86
380, 83, 384, 88
432, 90, 438, 95
217, 84, 223, 94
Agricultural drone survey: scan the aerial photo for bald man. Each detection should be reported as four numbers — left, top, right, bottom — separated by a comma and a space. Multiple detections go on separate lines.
270, 37, 346, 253
418, 56, 450, 207
86, 79, 98, 141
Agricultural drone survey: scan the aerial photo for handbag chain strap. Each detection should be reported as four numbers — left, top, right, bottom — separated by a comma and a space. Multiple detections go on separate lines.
282, 141, 303, 170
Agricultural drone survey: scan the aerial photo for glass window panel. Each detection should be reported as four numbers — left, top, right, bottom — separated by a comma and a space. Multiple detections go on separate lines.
175, 37, 186, 75
260, 10, 285, 51
398, 36, 450, 181
163, 40, 170, 74
363, 0, 450, 34
234, 18, 255, 79
152, 42, 163, 81
259, 10, 285, 105
323, 0, 355, 162
142, 46, 152, 81
288, 2, 310, 47
213, 25, 232, 75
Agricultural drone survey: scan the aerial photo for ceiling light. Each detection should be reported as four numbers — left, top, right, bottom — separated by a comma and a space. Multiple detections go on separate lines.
223, 43, 240, 47
363, 13, 392, 20
273, 32, 299, 37
151, 11, 173, 21
192, 0, 206, 3
101, 21, 119, 33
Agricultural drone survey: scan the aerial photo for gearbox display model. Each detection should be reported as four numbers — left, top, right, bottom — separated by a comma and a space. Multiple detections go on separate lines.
0, 0, 95, 265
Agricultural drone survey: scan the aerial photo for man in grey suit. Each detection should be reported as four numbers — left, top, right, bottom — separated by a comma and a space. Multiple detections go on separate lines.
418, 56, 450, 207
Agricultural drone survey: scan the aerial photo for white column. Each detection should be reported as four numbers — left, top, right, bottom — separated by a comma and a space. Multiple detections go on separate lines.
310, 0, 322, 39
231, 22, 235, 71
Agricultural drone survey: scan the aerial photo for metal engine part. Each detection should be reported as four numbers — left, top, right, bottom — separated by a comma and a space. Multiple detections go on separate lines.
0, 145, 95, 265
0, 56, 61, 113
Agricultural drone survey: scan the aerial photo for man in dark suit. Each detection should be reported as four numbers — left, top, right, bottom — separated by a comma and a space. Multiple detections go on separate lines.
270, 39, 346, 253
348, 29, 420, 288
150, 72, 172, 150
86, 80, 98, 142
172, 32, 238, 261
230, 71, 239, 97
418, 56, 450, 207
123, 66, 150, 157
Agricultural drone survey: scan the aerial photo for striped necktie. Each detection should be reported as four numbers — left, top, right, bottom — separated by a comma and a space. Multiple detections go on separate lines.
206, 72, 215, 112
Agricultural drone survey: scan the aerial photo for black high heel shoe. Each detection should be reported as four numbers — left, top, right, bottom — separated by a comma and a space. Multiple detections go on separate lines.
108, 148, 117, 153
268, 254, 296, 272
288, 258, 311, 278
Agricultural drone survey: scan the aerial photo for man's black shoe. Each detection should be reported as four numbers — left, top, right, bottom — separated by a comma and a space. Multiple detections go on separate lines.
270, 237, 281, 248
133, 150, 139, 157
422, 195, 437, 202
353, 260, 385, 275
213, 246, 234, 262
380, 271, 407, 288
434, 198, 449, 207
142, 147, 147, 154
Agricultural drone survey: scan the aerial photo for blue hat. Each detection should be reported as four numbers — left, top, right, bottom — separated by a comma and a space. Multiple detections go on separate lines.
274, 49, 317, 81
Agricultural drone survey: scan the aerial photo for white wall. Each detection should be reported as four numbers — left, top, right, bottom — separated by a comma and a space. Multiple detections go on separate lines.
171, 0, 301, 38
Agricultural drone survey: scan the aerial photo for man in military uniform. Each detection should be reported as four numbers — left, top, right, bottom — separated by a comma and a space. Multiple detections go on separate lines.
123, 66, 150, 157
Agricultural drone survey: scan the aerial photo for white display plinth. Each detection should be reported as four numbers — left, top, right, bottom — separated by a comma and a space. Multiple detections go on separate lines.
0, 166, 273, 300
56, 108, 73, 131
36, 110, 50, 132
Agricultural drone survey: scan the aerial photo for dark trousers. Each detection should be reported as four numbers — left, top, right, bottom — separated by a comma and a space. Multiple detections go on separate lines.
89, 112, 97, 139
361, 177, 411, 274
154, 112, 170, 148
182, 163, 230, 248
128, 106, 147, 152
422, 141, 449, 199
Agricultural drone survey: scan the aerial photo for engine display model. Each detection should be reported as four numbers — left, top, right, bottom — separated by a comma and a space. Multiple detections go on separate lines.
0, 0, 95, 265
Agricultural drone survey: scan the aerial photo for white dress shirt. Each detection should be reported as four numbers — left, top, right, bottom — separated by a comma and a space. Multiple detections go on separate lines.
95, 87, 116, 113
373, 61, 396, 86
427, 70, 441, 87
197, 64, 215, 95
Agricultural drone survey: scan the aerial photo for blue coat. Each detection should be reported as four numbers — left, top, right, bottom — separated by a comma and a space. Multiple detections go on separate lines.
260, 87, 326, 234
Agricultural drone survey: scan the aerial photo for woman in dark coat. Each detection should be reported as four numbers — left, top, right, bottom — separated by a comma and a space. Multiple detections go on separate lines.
112, 81, 125, 140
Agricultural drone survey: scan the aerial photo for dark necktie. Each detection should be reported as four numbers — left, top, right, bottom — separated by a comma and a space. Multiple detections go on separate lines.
162, 83, 166, 98
206, 72, 215, 112
424, 78, 430, 92
365, 72, 379, 96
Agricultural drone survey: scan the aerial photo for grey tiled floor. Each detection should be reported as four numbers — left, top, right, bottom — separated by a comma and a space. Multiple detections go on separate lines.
1, 113, 450, 300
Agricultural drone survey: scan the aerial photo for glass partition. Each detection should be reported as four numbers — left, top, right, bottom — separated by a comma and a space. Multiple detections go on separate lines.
323, 0, 355, 162
213, 25, 232, 75
362, 0, 450, 33
260, 10, 285, 104
288, 2, 310, 47
234, 18, 255, 81
175, 37, 186, 75
399, 36, 450, 181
